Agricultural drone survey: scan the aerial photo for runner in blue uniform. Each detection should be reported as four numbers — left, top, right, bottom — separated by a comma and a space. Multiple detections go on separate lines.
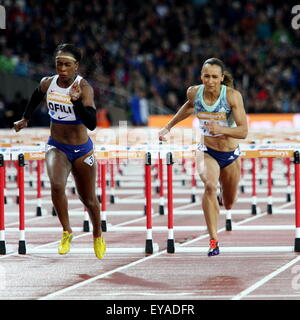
13, 44, 106, 259
159, 58, 248, 256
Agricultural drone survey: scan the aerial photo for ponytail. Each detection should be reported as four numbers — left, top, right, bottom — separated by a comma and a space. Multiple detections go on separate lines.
222, 71, 234, 88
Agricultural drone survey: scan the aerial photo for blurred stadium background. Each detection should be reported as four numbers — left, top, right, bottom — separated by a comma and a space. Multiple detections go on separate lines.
0, 0, 299, 130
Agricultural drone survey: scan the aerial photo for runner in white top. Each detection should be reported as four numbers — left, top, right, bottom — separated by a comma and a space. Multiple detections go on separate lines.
46, 74, 83, 124
159, 57, 248, 256
13, 43, 106, 259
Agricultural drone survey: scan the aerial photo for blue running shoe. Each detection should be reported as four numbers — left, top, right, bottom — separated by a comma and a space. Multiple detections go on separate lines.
208, 239, 220, 257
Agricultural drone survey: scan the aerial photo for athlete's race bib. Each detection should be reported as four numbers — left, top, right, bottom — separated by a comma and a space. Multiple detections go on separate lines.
197, 112, 228, 137
47, 91, 77, 122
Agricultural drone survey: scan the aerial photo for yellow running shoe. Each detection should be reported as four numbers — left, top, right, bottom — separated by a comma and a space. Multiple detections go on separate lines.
58, 231, 73, 255
93, 237, 106, 259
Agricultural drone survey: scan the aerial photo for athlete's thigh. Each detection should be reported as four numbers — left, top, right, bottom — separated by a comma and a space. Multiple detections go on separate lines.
45, 148, 72, 186
71, 151, 97, 197
196, 150, 220, 186
219, 157, 241, 198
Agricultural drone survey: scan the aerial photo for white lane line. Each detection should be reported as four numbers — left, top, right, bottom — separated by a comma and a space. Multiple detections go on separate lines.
3, 188, 297, 299
80, 292, 300, 299
178, 201, 294, 249
38, 226, 218, 300
38, 249, 170, 300
111, 202, 199, 227
38, 202, 289, 299
231, 255, 300, 300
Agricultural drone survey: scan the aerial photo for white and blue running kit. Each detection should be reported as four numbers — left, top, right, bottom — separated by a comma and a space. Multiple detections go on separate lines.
194, 84, 241, 168
45, 75, 93, 163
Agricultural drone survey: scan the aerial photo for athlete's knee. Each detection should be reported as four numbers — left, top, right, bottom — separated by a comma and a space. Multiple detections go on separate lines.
204, 181, 218, 195
80, 196, 99, 210
50, 181, 66, 194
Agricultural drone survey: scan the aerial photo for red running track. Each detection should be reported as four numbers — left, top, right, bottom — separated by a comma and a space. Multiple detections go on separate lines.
0, 159, 300, 300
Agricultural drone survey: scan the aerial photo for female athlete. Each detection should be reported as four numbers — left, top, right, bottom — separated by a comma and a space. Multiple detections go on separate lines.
159, 58, 248, 256
13, 43, 106, 259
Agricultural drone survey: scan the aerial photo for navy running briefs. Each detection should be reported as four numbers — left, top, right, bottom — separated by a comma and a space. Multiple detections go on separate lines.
197, 143, 240, 169
46, 137, 93, 163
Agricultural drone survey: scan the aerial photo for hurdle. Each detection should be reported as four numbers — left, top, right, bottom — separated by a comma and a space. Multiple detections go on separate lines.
286, 157, 292, 202
3, 138, 300, 256
17, 154, 26, 254
0, 154, 5, 254
1, 148, 160, 255
158, 152, 165, 215
295, 151, 300, 251
36, 159, 43, 216
166, 148, 300, 253
221, 147, 295, 231
100, 159, 107, 232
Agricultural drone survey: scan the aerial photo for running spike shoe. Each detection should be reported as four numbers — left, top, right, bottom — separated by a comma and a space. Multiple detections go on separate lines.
58, 231, 73, 255
208, 239, 220, 257
94, 236, 106, 259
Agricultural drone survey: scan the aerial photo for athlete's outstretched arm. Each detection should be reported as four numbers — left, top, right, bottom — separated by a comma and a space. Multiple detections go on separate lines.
159, 86, 196, 140
13, 77, 49, 132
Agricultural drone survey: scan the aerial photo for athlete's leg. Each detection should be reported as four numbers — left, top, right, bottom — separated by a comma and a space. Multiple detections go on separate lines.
71, 152, 102, 238
219, 157, 241, 210
196, 150, 220, 241
45, 148, 72, 233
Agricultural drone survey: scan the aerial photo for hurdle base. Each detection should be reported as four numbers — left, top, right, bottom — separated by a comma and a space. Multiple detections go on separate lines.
83, 220, 90, 232
0, 240, 6, 255
226, 219, 232, 231
240, 185, 245, 193
191, 194, 196, 203
110, 195, 115, 204
287, 193, 291, 202
267, 204, 272, 214
145, 239, 153, 254
159, 205, 164, 215
167, 239, 175, 253
36, 206, 42, 216
101, 220, 107, 232
52, 207, 57, 216
294, 238, 300, 252
251, 204, 257, 215
18, 240, 26, 255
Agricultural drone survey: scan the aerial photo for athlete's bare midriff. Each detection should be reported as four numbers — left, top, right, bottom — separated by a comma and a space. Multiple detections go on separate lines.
50, 122, 89, 145
204, 135, 239, 152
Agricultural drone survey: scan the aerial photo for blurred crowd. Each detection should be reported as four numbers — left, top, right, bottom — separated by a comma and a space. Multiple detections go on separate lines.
0, 0, 300, 128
